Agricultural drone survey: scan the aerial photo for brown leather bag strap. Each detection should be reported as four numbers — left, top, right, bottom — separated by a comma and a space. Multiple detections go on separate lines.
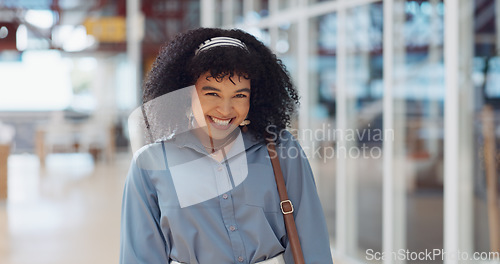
266, 139, 305, 264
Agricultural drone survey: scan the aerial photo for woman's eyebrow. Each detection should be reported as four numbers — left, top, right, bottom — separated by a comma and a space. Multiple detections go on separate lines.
201, 86, 221, 92
235, 88, 251, 93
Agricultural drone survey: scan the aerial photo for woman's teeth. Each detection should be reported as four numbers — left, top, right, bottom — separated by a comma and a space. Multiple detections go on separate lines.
211, 116, 232, 126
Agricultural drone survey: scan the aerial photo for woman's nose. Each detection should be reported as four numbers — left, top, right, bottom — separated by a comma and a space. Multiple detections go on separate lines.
217, 99, 233, 116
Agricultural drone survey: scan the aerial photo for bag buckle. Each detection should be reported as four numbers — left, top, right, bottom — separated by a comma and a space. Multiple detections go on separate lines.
280, 200, 294, 215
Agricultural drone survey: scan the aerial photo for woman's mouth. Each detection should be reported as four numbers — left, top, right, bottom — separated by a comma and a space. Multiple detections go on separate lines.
208, 116, 234, 130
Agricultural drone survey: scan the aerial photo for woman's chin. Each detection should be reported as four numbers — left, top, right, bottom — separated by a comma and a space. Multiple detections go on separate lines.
193, 121, 241, 141
207, 125, 240, 140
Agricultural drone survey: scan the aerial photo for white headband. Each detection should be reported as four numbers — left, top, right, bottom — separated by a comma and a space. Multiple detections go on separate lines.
195, 37, 248, 56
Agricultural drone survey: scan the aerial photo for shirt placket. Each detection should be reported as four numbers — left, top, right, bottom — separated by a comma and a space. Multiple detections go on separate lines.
214, 161, 248, 264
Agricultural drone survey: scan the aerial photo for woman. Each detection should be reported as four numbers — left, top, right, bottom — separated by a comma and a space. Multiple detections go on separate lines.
121, 28, 333, 264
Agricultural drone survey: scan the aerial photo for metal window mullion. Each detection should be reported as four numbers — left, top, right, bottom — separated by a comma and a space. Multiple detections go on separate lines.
444, 0, 460, 263
297, 2, 310, 154
336, 6, 348, 260
243, 0, 253, 20
269, 0, 279, 54
382, 1, 395, 264
126, 0, 143, 107
393, 1, 408, 261
458, 0, 475, 256
201, 0, 216, 27
222, 0, 234, 28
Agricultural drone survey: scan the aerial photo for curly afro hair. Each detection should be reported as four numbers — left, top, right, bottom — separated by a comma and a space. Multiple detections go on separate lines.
143, 27, 299, 141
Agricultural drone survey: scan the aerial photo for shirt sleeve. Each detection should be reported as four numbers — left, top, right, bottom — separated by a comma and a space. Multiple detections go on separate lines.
120, 156, 170, 264
276, 131, 334, 264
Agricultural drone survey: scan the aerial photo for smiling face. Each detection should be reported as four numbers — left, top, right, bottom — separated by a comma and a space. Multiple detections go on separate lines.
192, 72, 251, 141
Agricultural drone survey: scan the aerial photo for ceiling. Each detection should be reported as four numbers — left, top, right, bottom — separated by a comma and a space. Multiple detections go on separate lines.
0, 0, 200, 52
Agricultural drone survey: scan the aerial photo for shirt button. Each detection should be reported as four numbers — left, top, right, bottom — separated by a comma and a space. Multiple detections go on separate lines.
217, 166, 223, 171
222, 194, 228, 199
238, 256, 244, 262
229, 225, 236, 231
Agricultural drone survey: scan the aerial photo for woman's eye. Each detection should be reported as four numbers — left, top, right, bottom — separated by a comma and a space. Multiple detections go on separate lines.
206, 93, 219, 97
234, 94, 247, 98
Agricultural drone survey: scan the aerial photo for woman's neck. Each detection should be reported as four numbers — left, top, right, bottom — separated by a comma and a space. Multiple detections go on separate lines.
192, 127, 239, 155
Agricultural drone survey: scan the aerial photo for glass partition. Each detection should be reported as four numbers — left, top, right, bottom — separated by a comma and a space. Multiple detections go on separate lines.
344, 3, 384, 259
472, 0, 500, 256
398, 0, 446, 256
310, 12, 338, 244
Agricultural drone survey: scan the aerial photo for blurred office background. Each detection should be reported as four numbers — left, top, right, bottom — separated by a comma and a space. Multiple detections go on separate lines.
0, 0, 499, 263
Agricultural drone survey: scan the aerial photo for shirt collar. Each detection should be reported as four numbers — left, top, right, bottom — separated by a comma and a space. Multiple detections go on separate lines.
168, 129, 264, 154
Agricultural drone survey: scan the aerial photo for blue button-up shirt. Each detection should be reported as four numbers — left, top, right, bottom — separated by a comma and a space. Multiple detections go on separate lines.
120, 130, 333, 264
